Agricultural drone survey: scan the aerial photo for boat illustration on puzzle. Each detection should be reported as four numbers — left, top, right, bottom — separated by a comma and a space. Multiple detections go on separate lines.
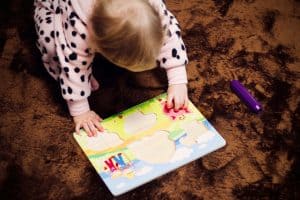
73, 93, 226, 196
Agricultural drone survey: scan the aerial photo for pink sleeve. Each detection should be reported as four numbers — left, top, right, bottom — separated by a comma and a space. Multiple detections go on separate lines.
149, 0, 188, 85
67, 99, 90, 116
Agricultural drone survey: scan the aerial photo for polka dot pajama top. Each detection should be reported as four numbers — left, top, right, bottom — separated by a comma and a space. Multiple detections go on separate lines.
34, 0, 189, 116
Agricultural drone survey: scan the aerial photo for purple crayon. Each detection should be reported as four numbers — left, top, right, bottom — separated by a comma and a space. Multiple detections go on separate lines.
230, 80, 262, 113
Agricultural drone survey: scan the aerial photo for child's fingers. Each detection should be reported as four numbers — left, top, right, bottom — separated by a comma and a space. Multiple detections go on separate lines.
88, 121, 98, 136
184, 97, 189, 109
167, 94, 174, 109
174, 96, 181, 111
75, 123, 82, 135
93, 119, 104, 132
96, 115, 103, 122
83, 123, 92, 137
92, 112, 102, 122
176, 95, 186, 111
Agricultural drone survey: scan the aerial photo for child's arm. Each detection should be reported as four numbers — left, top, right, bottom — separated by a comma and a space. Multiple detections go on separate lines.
34, 0, 102, 136
54, 4, 103, 136
60, 57, 104, 136
58, 45, 106, 136
150, 0, 189, 110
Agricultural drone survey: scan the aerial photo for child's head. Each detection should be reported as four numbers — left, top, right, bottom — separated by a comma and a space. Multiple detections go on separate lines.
89, 0, 164, 72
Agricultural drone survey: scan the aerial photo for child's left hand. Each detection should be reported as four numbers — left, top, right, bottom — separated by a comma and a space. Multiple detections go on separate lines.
167, 83, 189, 111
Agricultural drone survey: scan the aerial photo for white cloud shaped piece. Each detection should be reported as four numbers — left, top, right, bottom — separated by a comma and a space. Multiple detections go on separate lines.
127, 130, 175, 164
124, 111, 157, 134
135, 166, 153, 176
86, 131, 124, 151
198, 144, 207, 149
116, 182, 126, 189
180, 120, 213, 147
196, 130, 215, 144
170, 147, 193, 163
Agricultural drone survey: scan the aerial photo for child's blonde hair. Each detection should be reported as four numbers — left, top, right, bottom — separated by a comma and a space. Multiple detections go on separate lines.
89, 0, 164, 72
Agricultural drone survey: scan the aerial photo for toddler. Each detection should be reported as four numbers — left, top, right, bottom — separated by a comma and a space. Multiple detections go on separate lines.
34, 0, 189, 136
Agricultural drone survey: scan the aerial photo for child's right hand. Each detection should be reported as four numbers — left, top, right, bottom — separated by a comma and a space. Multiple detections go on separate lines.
73, 110, 104, 137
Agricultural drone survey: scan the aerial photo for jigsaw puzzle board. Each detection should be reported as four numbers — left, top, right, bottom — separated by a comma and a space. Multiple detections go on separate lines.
73, 93, 226, 196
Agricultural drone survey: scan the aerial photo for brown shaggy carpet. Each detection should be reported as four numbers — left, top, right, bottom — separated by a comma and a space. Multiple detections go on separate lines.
0, 0, 299, 199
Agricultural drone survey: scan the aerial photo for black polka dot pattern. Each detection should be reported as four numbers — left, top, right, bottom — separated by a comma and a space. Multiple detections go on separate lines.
74, 67, 80, 73
80, 75, 85, 82
63, 67, 69, 73
156, 0, 189, 77
69, 12, 78, 19
181, 44, 185, 51
55, 7, 60, 14
80, 34, 86, 40
85, 48, 90, 54
71, 42, 76, 48
70, 20, 75, 27
50, 31, 55, 38
45, 37, 50, 43
60, 78, 64, 85
172, 49, 177, 58
34, 0, 188, 103
69, 52, 77, 60
68, 87, 72, 94
33, 0, 94, 102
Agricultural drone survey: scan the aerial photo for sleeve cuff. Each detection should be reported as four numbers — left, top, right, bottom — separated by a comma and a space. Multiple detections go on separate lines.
166, 65, 188, 85
67, 98, 90, 116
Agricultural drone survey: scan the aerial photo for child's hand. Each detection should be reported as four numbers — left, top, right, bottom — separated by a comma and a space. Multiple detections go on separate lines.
167, 83, 189, 111
73, 110, 104, 137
